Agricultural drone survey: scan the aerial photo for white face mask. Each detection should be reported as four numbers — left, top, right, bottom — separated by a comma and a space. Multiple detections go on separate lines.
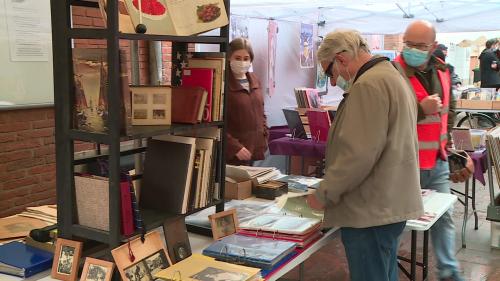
230, 60, 251, 76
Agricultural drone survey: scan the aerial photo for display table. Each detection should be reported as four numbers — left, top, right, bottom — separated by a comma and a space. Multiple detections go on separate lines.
399, 191, 458, 281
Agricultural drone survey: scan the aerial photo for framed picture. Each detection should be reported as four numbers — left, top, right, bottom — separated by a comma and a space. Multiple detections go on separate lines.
80, 257, 115, 281
51, 238, 83, 281
111, 230, 172, 281
131, 86, 172, 126
208, 209, 239, 240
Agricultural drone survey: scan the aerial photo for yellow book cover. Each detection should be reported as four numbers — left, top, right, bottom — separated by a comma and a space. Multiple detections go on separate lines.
123, 0, 228, 36
154, 254, 260, 281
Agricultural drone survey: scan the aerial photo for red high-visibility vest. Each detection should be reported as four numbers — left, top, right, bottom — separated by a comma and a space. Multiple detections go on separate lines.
395, 55, 451, 170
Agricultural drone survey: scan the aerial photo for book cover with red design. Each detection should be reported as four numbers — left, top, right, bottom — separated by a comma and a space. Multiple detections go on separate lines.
123, 0, 228, 36
181, 68, 214, 122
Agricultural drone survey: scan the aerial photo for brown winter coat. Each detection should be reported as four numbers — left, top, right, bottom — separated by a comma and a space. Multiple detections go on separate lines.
225, 71, 268, 165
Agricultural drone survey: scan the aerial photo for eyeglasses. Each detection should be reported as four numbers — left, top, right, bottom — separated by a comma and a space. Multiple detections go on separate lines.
404, 41, 433, 51
324, 60, 334, 78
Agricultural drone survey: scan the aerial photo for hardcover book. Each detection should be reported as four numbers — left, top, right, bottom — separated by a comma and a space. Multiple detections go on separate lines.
306, 110, 330, 142
123, 0, 229, 36
181, 68, 214, 122
171, 86, 207, 124
0, 241, 53, 278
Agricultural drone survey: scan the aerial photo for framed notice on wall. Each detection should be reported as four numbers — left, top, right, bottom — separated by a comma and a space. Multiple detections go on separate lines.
0, 0, 53, 108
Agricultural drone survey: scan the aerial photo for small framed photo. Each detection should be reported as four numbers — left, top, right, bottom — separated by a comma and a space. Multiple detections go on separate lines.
80, 257, 115, 281
51, 238, 83, 281
131, 86, 171, 126
208, 209, 239, 240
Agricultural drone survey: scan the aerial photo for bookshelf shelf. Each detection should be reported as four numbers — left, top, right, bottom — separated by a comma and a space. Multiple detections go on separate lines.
52, 0, 230, 265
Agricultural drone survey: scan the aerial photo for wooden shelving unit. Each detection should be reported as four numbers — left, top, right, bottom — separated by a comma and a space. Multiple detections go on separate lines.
51, 0, 229, 255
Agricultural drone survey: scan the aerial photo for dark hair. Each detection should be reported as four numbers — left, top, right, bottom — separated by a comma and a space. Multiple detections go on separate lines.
433, 49, 446, 61
486, 38, 499, 49
229, 38, 254, 62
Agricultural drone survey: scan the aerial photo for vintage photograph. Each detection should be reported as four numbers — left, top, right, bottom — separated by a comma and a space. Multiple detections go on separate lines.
51, 238, 82, 281
190, 267, 249, 281
144, 250, 169, 276
124, 261, 150, 281
57, 245, 75, 275
152, 109, 166, 119
80, 257, 115, 281
209, 209, 238, 240
134, 93, 148, 104
134, 109, 148, 119
152, 94, 166, 104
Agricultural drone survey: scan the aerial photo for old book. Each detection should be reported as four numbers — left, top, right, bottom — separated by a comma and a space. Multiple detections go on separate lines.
162, 216, 192, 264
0, 216, 50, 240
188, 54, 225, 121
306, 110, 330, 142
181, 68, 214, 122
123, 0, 229, 36
73, 49, 131, 134
154, 254, 261, 281
141, 135, 196, 214
111, 231, 172, 281
131, 86, 172, 126
171, 86, 207, 124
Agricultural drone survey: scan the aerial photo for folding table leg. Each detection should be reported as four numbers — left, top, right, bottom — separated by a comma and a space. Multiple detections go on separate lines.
411, 230, 417, 281
472, 177, 478, 230
462, 179, 469, 248
423, 230, 429, 281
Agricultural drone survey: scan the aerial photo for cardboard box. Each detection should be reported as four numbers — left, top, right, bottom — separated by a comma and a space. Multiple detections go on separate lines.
458, 99, 493, 110
224, 179, 252, 200
492, 101, 500, 110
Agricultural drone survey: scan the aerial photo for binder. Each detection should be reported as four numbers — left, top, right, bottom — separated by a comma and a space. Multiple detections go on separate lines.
0, 241, 53, 278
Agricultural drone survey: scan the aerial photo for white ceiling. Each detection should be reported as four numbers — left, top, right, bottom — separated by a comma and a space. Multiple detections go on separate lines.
230, 0, 500, 34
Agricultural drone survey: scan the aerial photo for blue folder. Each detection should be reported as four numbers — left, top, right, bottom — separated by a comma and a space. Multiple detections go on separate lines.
0, 241, 53, 278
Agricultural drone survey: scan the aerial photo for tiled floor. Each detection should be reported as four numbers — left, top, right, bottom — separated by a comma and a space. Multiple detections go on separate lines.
282, 176, 500, 281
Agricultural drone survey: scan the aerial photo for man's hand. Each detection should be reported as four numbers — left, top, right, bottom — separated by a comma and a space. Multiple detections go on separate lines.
235, 147, 252, 161
420, 94, 442, 115
450, 155, 475, 183
307, 193, 325, 210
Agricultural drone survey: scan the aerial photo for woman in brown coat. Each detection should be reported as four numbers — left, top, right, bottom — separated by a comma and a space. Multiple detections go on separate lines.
226, 38, 268, 165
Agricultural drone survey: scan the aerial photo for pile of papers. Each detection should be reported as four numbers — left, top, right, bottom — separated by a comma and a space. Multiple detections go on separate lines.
0, 205, 56, 243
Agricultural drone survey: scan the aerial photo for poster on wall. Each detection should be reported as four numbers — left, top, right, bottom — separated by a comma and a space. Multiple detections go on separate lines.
5, 0, 49, 62
267, 20, 278, 96
300, 23, 314, 69
315, 64, 328, 94
230, 15, 249, 40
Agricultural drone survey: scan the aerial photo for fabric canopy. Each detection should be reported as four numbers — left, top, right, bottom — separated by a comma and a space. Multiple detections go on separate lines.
230, 0, 500, 34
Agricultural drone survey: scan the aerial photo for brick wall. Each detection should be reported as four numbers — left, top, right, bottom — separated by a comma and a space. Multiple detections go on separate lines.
0, 4, 177, 217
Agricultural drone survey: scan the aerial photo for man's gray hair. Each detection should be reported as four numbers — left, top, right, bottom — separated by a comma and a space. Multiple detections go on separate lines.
317, 29, 370, 62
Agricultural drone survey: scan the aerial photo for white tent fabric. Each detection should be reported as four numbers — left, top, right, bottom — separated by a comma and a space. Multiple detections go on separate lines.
230, 0, 500, 34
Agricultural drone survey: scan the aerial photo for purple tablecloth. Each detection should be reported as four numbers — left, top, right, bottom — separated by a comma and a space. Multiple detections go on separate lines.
269, 126, 290, 142
268, 136, 326, 158
469, 149, 488, 186
269, 136, 489, 185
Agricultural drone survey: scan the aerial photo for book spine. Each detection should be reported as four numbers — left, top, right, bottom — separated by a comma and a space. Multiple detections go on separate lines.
129, 180, 143, 233
120, 181, 134, 236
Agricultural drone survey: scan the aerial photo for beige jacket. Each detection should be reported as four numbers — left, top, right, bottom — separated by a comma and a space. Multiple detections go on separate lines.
315, 59, 424, 228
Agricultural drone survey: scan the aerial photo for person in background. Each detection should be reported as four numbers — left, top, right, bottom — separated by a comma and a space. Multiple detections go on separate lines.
479, 38, 500, 89
433, 44, 461, 87
225, 38, 268, 165
307, 29, 424, 281
395, 20, 474, 281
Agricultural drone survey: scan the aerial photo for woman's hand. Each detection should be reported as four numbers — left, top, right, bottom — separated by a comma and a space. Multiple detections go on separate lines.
236, 147, 252, 160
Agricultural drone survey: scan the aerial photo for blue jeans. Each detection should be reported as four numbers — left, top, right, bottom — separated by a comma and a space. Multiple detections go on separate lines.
341, 222, 406, 281
420, 159, 460, 279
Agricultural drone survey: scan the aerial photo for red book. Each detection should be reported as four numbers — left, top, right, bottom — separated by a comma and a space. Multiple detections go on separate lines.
307, 110, 331, 142
181, 68, 214, 122
120, 181, 134, 236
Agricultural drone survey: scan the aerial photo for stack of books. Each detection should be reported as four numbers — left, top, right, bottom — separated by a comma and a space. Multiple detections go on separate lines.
294, 88, 320, 108
226, 165, 281, 186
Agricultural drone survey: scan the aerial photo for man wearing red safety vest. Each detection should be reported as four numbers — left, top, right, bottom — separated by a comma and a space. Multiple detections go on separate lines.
395, 20, 474, 281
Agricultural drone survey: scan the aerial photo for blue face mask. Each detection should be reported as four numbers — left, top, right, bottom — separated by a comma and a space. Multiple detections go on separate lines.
336, 75, 350, 91
402, 46, 429, 67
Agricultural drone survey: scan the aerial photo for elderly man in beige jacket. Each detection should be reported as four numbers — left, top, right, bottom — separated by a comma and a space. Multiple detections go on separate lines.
307, 29, 424, 281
